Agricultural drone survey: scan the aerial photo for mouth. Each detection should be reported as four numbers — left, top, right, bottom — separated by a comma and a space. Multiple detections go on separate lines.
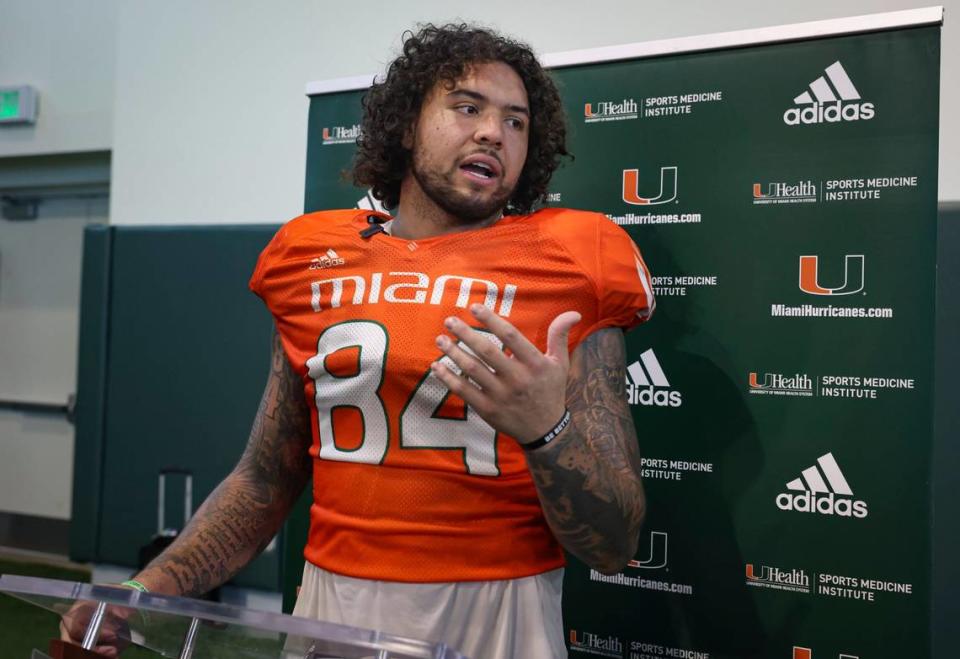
459, 154, 503, 182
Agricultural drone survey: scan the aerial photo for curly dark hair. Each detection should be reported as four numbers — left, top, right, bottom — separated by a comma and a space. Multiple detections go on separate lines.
352, 23, 570, 214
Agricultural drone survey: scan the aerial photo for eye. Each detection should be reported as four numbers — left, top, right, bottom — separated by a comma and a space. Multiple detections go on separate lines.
506, 116, 526, 131
454, 104, 479, 115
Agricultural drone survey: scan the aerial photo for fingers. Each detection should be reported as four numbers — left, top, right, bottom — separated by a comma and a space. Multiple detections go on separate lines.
440, 316, 514, 374
430, 359, 488, 412
434, 307, 576, 443
465, 305, 542, 364
60, 603, 131, 657
434, 334, 502, 394
440, 306, 581, 380
545, 311, 582, 367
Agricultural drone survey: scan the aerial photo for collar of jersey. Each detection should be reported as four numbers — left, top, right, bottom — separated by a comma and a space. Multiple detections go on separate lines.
352, 210, 524, 247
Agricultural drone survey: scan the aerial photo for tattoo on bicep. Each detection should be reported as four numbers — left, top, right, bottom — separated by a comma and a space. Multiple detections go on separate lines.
242, 329, 314, 485
526, 328, 645, 569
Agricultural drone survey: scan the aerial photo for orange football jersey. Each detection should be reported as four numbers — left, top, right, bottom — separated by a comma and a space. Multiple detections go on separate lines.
249, 207, 654, 582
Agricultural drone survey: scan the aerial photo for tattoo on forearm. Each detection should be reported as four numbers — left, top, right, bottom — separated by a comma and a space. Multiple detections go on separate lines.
525, 328, 645, 572
138, 329, 313, 597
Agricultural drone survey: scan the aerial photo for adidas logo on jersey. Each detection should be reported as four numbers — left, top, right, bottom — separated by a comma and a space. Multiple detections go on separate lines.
308, 249, 345, 270
776, 452, 868, 519
625, 349, 682, 408
783, 61, 875, 126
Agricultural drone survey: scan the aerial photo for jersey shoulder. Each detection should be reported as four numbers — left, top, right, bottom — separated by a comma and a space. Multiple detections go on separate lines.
262, 209, 388, 263
526, 207, 655, 331
527, 207, 632, 278
527, 207, 608, 232
273, 209, 387, 247
250, 209, 389, 296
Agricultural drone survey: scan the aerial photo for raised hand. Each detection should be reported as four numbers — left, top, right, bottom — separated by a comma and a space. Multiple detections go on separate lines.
431, 303, 581, 445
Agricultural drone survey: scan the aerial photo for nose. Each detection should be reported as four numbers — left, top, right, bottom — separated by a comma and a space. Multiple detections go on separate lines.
473, 112, 503, 147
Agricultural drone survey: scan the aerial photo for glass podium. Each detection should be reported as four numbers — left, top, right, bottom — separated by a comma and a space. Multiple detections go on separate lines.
0, 575, 467, 659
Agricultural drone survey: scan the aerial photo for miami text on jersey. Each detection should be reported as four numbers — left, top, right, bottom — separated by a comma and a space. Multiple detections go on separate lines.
310, 272, 519, 317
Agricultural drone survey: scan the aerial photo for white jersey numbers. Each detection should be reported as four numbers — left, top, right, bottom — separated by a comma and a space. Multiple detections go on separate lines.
307, 321, 390, 464
400, 330, 503, 476
307, 320, 503, 476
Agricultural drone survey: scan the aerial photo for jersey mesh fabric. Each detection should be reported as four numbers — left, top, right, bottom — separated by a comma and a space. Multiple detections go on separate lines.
250, 208, 654, 582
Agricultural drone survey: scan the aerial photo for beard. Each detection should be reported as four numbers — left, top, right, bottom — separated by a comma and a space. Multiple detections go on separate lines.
411, 152, 515, 223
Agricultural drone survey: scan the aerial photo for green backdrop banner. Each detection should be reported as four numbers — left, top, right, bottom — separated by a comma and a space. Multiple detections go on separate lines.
302, 21, 940, 659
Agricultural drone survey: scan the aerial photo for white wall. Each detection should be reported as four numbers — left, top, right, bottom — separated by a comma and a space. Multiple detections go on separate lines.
0, 0, 115, 522
0, 410, 75, 519
108, 0, 958, 227
0, 198, 99, 404
0, 0, 117, 157
0, 196, 108, 520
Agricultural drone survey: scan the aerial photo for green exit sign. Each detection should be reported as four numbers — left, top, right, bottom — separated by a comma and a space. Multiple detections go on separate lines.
0, 86, 38, 124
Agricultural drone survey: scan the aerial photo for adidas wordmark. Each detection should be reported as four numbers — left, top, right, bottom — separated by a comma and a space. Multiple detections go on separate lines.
783, 61, 875, 126
625, 349, 682, 408
776, 452, 868, 518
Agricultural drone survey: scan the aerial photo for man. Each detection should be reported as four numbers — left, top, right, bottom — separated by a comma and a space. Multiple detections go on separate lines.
63, 24, 654, 658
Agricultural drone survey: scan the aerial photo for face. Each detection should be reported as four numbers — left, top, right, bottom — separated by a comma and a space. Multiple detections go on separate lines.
405, 61, 530, 223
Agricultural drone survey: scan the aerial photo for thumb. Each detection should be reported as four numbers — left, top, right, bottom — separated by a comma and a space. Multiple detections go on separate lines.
545, 311, 582, 365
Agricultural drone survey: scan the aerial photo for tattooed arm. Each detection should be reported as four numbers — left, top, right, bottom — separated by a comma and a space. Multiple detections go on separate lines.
132, 327, 313, 597
524, 328, 645, 574
61, 328, 311, 651
433, 306, 645, 575
434, 306, 645, 574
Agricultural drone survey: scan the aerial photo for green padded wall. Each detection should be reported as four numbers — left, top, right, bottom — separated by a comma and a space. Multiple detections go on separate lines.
71, 225, 113, 561
72, 225, 286, 590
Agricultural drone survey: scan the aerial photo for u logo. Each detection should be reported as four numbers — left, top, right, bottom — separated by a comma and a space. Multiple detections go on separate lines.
798, 255, 864, 296
622, 167, 678, 205
748, 372, 770, 389
627, 531, 668, 569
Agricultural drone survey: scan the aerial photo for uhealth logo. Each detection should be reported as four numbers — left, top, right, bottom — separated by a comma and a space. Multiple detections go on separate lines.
777, 452, 868, 519
753, 180, 817, 204
569, 630, 622, 658
622, 166, 677, 205
584, 98, 638, 123
322, 124, 361, 144
746, 563, 811, 593
799, 255, 864, 296
626, 531, 668, 570
793, 648, 859, 659
749, 371, 814, 396
784, 61, 874, 126
625, 349, 682, 408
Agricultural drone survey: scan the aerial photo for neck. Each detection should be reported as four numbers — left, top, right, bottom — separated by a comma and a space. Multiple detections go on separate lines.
390, 177, 502, 240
